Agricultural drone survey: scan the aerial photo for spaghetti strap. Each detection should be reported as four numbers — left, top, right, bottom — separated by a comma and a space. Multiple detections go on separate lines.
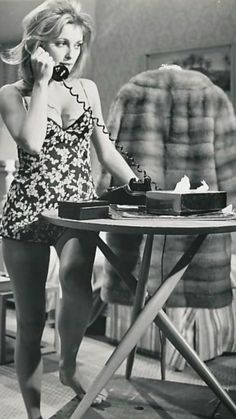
15, 85, 29, 111
79, 79, 90, 107
22, 96, 29, 111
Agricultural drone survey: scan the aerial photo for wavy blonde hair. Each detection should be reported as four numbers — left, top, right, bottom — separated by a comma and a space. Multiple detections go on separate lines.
1, 0, 94, 83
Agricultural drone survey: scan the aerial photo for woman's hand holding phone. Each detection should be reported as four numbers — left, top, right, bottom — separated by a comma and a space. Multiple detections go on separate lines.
30, 47, 55, 84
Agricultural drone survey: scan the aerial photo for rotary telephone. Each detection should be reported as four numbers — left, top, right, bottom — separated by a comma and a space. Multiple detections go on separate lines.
53, 64, 159, 206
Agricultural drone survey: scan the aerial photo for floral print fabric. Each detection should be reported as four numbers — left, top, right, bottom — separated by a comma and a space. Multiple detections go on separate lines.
0, 110, 96, 244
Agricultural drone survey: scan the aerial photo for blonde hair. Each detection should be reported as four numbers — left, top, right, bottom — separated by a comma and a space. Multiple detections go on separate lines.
1, 0, 94, 83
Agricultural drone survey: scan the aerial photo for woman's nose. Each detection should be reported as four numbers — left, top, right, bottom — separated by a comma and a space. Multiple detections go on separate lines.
65, 48, 72, 59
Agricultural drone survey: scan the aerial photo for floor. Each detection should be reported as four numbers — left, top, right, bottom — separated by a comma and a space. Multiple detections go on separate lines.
1, 308, 236, 419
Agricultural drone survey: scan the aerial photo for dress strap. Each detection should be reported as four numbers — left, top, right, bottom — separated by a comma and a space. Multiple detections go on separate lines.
15, 85, 29, 111
22, 96, 29, 111
79, 79, 91, 108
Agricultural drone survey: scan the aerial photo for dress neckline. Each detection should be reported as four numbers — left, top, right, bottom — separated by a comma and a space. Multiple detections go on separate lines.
47, 111, 88, 132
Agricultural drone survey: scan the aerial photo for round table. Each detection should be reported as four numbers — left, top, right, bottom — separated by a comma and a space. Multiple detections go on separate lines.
43, 210, 236, 419
43, 210, 236, 235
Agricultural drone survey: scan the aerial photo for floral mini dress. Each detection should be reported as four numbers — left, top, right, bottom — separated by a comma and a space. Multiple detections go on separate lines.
0, 101, 96, 245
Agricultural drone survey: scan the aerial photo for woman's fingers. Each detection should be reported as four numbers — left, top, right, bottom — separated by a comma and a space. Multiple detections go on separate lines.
31, 47, 55, 82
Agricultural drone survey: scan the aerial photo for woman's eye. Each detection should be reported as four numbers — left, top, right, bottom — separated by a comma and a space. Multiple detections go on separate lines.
55, 41, 66, 47
52, 40, 83, 49
75, 43, 83, 49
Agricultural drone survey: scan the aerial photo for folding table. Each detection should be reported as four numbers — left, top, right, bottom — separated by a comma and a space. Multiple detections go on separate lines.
43, 211, 236, 418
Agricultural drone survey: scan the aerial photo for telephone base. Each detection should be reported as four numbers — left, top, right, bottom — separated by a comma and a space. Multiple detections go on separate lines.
99, 177, 152, 205
99, 184, 147, 205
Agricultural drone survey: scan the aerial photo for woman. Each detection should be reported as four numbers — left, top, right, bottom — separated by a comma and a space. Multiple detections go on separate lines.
0, 1, 138, 418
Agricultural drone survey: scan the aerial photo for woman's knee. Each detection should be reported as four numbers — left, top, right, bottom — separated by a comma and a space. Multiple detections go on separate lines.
59, 258, 93, 292
17, 316, 46, 345
58, 233, 97, 290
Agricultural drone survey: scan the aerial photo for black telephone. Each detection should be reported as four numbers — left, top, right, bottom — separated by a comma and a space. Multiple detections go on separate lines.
99, 176, 152, 205
52, 64, 69, 82
53, 64, 159, 205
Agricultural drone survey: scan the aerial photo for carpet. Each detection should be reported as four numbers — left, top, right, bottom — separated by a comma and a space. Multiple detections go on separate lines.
49, 377, 236, 419
1, 336, 236, 419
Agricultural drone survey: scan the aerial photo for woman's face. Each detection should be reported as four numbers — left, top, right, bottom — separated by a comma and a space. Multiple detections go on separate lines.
45, 23, 84, 72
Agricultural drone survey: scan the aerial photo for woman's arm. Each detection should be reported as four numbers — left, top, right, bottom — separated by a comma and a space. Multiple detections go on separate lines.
0, 47, 54, 155
84, 79, 138, 185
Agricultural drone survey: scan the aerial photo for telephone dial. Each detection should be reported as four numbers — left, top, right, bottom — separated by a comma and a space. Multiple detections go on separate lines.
53, 64, 159, 206
52, 64, 69, 82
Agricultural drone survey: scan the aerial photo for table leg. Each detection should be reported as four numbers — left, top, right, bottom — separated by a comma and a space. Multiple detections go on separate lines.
155, 310, 236, 417
70, 234, 206, 419
88, 291, 107, 327
96, 234, 236, 417
126, 234, 153, 379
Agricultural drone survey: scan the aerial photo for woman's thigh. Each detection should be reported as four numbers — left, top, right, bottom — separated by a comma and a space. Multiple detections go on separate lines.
2, 238, 50, 322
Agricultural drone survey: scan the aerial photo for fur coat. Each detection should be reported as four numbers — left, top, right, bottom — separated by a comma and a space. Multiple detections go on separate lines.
99, 67, 236, 308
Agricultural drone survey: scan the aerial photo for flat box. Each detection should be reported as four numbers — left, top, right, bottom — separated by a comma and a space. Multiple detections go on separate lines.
146, 190, 227, 215
58, 200, 109, 220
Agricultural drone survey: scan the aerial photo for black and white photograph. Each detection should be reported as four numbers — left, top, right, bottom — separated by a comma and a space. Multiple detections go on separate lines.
0, 1, 236, 418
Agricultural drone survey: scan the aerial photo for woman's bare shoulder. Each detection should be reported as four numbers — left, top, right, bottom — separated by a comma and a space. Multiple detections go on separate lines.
0, 80, 27, 99
0, 82, 15, 96
68, 78, 100, 109
79, 78, 100, 106
79, 78, 97, 91
0, 80, 28, 112
0, 83, 18, 110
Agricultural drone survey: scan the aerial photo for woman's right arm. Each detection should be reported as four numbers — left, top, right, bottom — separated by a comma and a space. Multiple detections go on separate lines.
0, 47, 54, 155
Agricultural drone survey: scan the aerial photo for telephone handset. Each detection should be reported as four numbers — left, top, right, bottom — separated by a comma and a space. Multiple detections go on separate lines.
52, 64, 159, 204
52, 64, 69, 82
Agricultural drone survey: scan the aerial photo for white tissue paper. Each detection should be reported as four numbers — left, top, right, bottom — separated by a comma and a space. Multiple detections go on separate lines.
174, 176, 209, 193
222, 204, 233, 215
173, 176, 234, 216
196, 180, 209, 192
174, 175, 191, 192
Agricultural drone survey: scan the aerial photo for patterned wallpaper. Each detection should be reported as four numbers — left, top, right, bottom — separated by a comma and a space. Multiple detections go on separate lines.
90, 0, 236, 118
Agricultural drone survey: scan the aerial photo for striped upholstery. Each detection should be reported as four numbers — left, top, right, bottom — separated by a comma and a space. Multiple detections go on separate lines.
105, 255, 236, 370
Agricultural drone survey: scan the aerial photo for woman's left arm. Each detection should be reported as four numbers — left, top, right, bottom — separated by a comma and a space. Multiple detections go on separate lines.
84, 79, 139, 185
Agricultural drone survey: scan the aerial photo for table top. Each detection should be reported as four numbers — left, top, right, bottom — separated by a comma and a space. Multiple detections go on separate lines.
42, 210, 236, 236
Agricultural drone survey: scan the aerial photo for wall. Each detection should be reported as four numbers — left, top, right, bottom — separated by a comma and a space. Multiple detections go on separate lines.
0, 0, 96, 43
91, 0, 236, 118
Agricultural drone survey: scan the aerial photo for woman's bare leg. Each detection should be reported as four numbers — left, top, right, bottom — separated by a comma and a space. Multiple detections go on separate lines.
55, 229, 107, 401
2, 238, 50, 419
